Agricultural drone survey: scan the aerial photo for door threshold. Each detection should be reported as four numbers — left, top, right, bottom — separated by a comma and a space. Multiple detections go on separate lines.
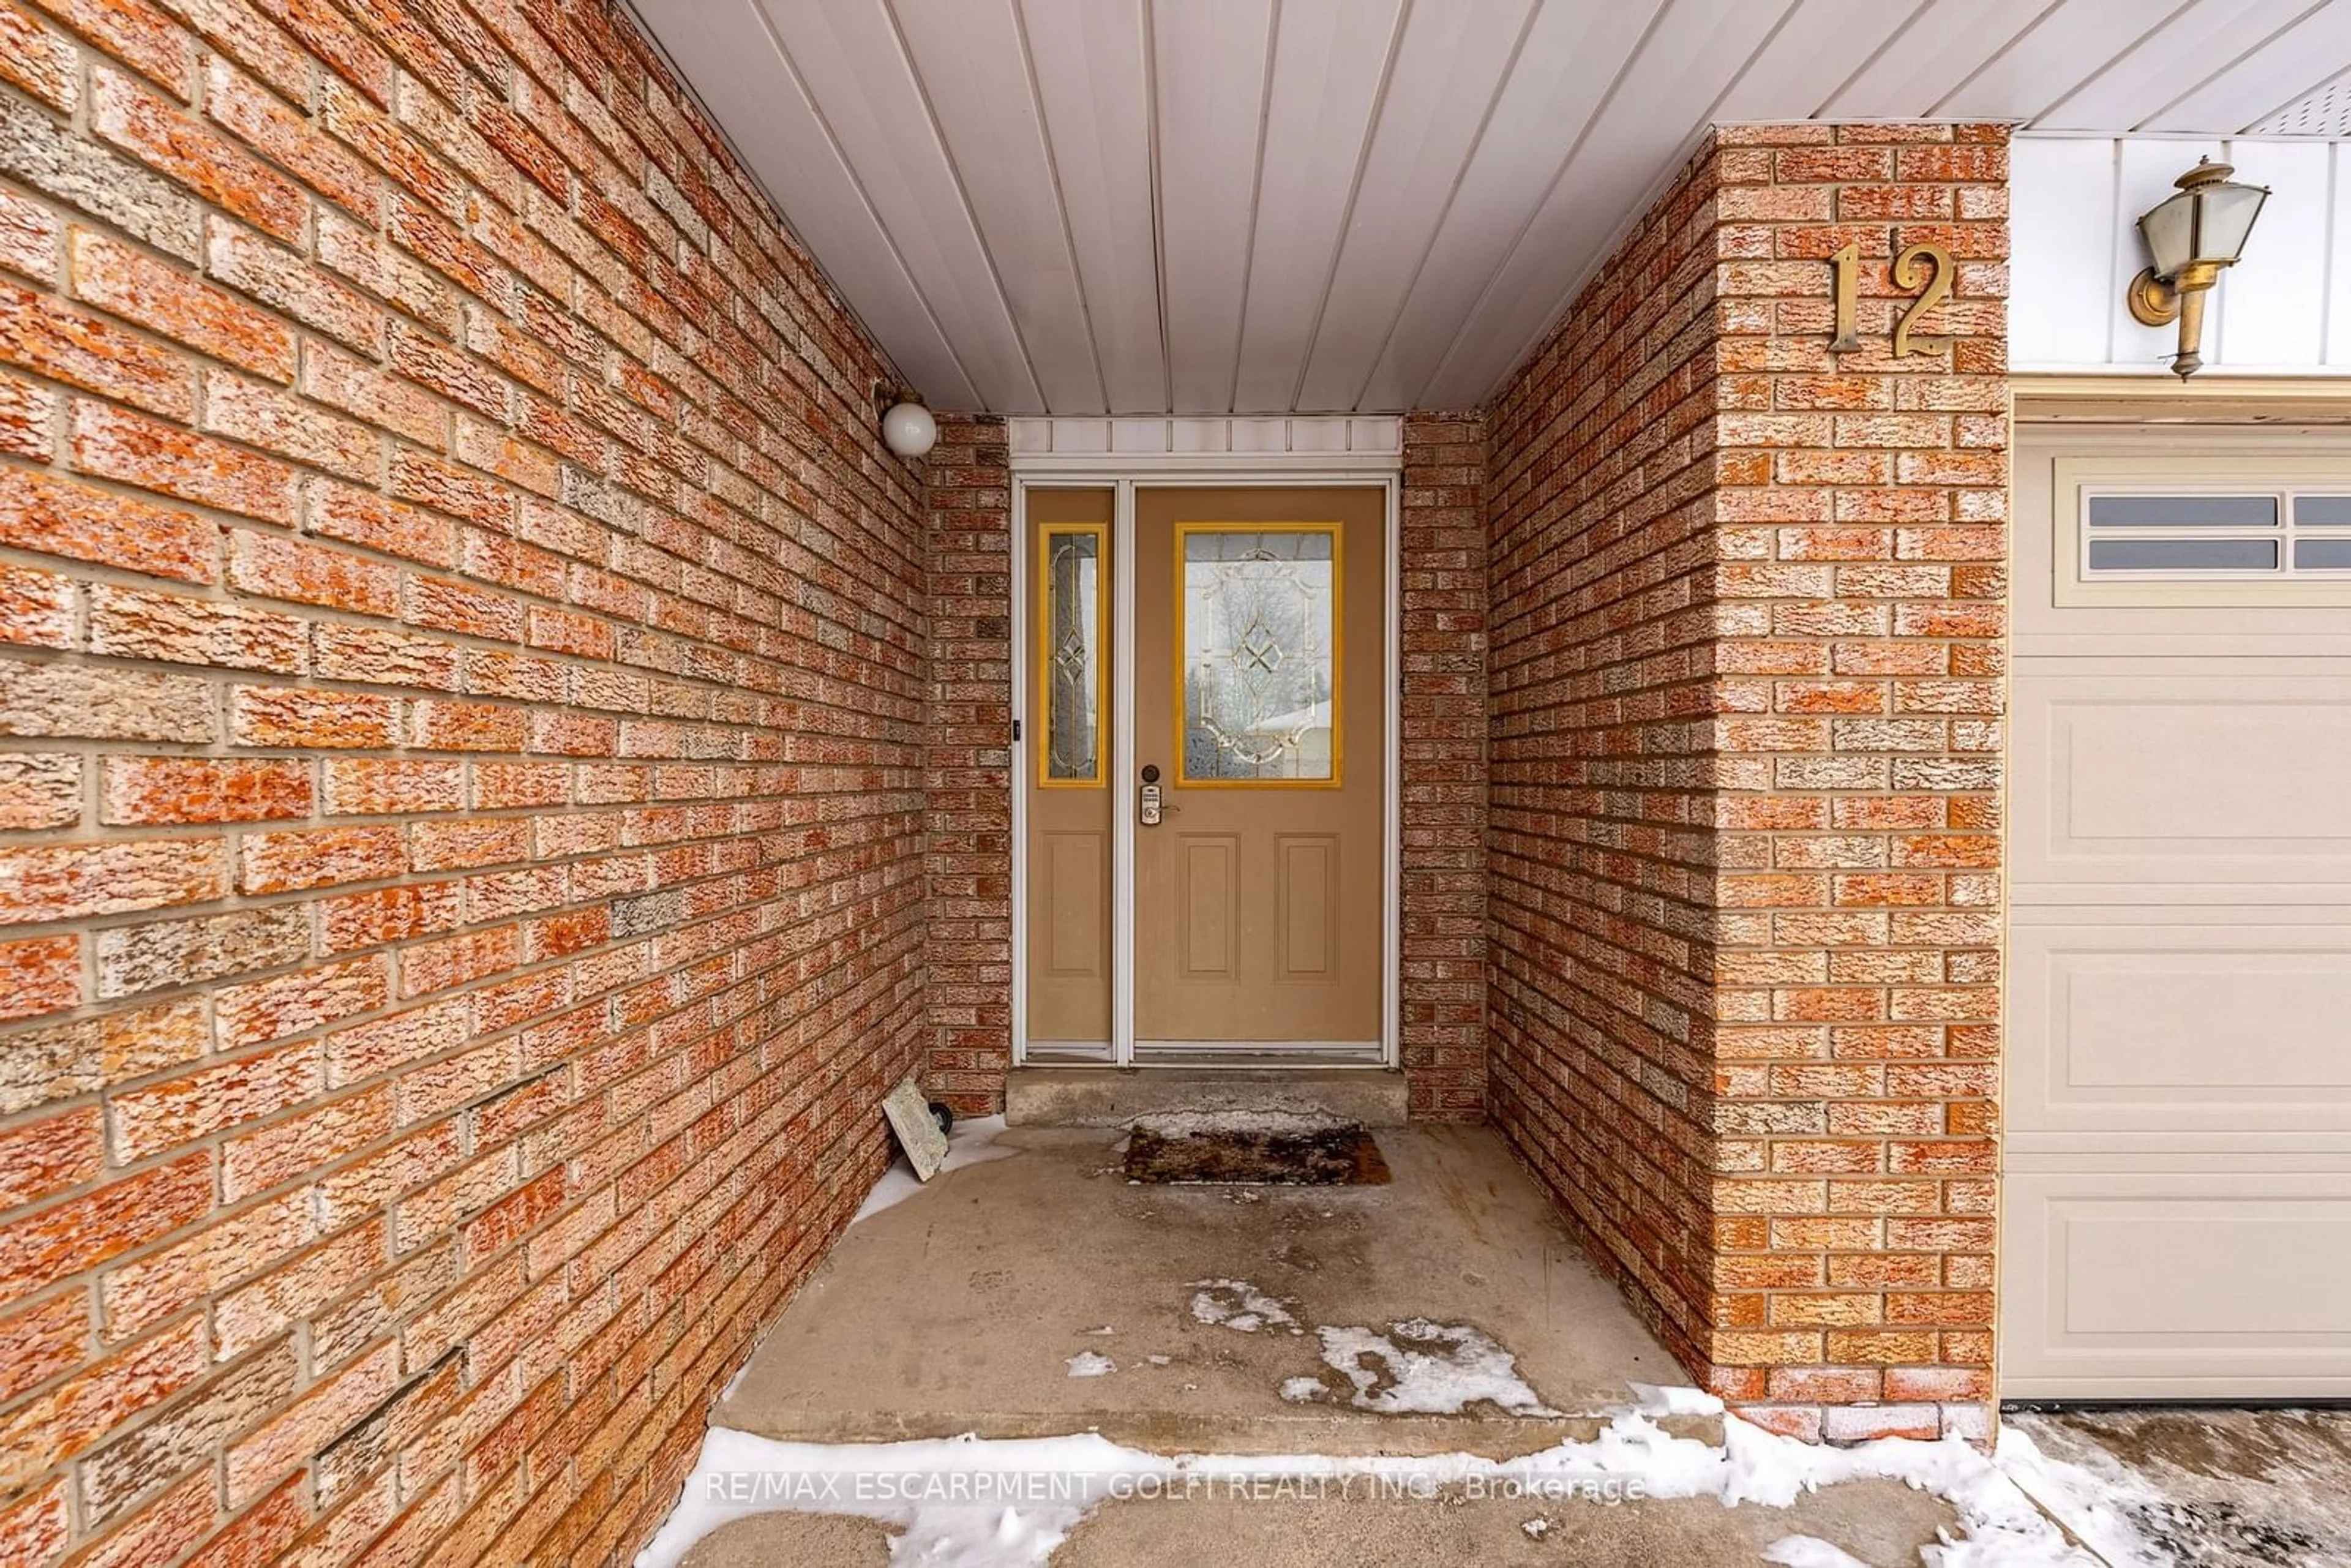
1005, 1065, 1409, 1125
1021, 1045, 1390, 1070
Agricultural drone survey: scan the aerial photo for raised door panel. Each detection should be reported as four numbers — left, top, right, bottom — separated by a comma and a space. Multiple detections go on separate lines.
1275, 835, 1337, 981
1044, 832, 1106, 977
2012, 675, 2351, 891
2003, 1172, 2351, 1398
1180, 835, 1239, 980
2009, 915, 2351, 1135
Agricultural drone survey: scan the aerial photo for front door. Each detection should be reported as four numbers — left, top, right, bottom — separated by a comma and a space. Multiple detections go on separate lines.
1021, 484, 1386, 1062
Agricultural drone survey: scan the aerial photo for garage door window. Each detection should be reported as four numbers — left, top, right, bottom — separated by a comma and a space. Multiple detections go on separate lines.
2056, 457, 2351, 606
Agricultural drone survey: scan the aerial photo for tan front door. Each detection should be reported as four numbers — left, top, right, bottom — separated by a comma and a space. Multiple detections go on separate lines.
1130, 486, 1384, 1052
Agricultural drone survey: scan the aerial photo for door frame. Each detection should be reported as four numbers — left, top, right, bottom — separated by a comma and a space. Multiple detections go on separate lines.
1007, 459, 1403, 1070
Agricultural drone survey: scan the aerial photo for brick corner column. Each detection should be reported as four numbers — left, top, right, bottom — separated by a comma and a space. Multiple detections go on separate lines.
1401, 411, 1491, 1121
1701, 121, 2009, 1443
923, 415, 1014, 1115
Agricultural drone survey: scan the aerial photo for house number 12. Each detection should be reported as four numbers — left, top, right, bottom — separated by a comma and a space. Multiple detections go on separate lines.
1828, 241, 1954, 358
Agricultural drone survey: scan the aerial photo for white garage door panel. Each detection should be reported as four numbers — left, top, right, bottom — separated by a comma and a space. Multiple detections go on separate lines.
2004, 1172, 2351, 1398
2006, 427, 2351, 1401
2009, 920, 2351, 1135
2013, 675, 2351, 889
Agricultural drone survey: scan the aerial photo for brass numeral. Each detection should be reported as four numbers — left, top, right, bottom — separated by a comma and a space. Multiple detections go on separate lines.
1827, 240, 1956, 358
1828, 241, 1862, 353
1891, 242, 1954, 358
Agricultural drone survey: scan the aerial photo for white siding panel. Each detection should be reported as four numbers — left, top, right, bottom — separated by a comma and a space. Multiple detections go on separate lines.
2013, 133, 2351, 375
2010, 137, 2116, 366
2331, 145, 2351, 365
2214, 140, 2334, 367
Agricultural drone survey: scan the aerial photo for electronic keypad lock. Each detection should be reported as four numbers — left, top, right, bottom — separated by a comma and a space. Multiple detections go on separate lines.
1139, 764, 1162, 827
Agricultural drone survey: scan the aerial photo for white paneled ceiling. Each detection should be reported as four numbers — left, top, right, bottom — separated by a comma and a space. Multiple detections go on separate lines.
631, 0, 2351, 415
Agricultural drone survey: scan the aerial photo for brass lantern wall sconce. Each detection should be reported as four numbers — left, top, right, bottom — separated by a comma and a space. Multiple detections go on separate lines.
2125, 157, 2270, 378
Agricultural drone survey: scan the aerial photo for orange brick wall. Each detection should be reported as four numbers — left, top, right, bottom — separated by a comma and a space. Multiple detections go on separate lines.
0, 2, 928, 1563
922, 415, 1012, 1117
1400, 411, 1488, 1120
1487, 124, 2008, 1444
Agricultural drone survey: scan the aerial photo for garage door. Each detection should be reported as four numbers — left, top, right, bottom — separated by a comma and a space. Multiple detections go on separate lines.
2004, 426, 2351, 1400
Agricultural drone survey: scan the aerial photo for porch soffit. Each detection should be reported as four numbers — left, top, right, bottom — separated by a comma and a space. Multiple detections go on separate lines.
629, 0, 2351, 418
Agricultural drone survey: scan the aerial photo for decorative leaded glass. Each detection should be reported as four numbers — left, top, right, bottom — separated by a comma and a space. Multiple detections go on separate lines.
1179, 527, 1338, 784
1042, 527, 1101, 784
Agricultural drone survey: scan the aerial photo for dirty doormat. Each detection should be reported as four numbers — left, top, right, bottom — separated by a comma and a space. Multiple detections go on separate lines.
1123, 1112, 1390, 1185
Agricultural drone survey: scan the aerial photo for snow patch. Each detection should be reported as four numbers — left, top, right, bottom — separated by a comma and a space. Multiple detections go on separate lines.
1314, 1318, 1561, 1418
1764, 1536, 1871, 1568
1277, 1377, 1327, 1404
1187, 1278, 1302, 1335
636, 1410, 2130, 1568
635, 1429, 1131, 1568
1063, 1352, 1115, 1379
852, 1115, 1018, 1225
1629, 1382, 1726, 1417
1992, 1424, 2170, 1568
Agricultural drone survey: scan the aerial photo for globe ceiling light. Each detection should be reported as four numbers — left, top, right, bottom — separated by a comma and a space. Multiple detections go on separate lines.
879, 392, 936, 459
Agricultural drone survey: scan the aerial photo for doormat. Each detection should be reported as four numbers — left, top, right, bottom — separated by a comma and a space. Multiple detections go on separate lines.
1123, 1113, 1390, 1185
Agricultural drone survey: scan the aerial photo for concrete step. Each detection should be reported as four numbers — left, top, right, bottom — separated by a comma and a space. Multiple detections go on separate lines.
1005, 1068, 1410, 1128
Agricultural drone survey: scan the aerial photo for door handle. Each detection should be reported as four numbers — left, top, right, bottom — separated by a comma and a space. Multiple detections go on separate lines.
1139, 763, 1162, 827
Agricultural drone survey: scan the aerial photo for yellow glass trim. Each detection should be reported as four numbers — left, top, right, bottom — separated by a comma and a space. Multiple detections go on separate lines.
1035, 522, 1106, 789
1172, 521, 1343, 790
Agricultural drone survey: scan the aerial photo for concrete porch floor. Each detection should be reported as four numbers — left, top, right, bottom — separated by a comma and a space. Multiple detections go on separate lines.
692, 1121, 1966, 1564
721, 1123, 1699, 1457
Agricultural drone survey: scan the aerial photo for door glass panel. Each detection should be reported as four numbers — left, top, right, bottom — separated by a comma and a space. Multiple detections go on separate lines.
1040, 525, 1103, 785
1177, 525, 1340, 784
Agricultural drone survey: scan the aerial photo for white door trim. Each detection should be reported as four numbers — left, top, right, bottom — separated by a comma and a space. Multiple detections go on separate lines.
1007, 462, 1403, 1071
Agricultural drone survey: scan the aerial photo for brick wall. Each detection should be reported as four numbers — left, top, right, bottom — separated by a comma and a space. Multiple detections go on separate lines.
923, 415, 1011, 1118
1486, 124, 2008, 1442
0, 2, 929, 1564
1400, 412, 1487, 1122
